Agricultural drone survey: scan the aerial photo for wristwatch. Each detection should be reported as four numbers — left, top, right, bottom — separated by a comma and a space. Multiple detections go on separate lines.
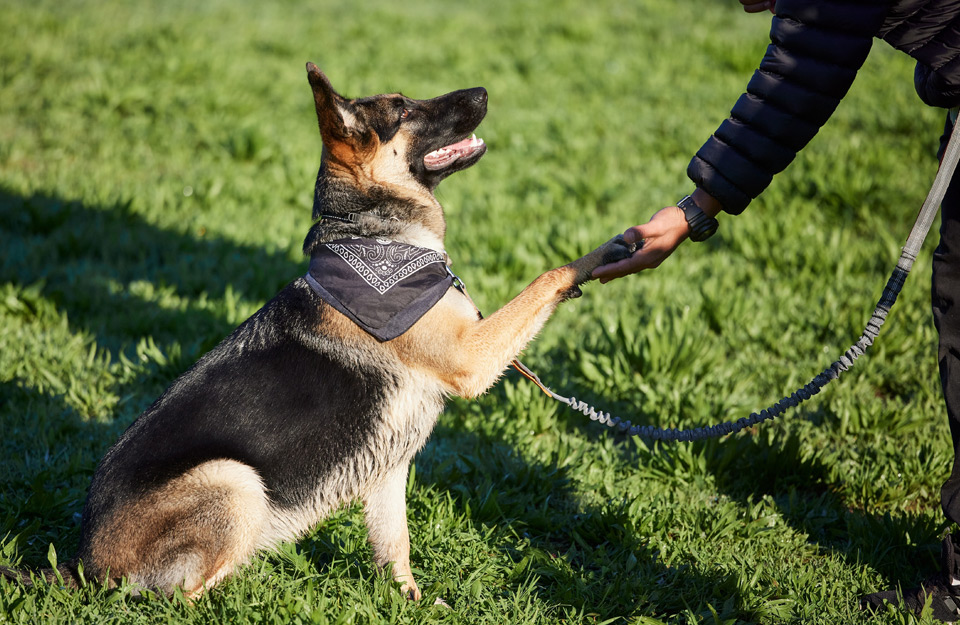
677, 195, 719, 242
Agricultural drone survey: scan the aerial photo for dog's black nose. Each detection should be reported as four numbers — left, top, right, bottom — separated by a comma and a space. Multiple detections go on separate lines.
472, 88, 487, 105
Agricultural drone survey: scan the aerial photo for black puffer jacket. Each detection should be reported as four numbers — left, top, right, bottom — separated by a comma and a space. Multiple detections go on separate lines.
689, 0, 960, 215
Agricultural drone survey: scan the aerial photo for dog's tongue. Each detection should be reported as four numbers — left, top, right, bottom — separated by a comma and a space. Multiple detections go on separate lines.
424, 134, 485, 171
443, 136, 481, 151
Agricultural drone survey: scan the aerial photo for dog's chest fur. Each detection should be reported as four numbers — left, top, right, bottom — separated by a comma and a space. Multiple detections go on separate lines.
264, 286, 447, 543
267, 364, 444, 545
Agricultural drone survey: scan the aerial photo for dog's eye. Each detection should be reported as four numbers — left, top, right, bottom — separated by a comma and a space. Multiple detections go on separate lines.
400, 108, 411, 120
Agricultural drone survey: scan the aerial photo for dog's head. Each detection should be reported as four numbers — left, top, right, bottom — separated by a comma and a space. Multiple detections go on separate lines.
306, 63, 487, 194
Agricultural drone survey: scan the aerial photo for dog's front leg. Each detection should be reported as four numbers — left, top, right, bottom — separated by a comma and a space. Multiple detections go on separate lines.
442, 236, 635, 398
362, 463, 420, 600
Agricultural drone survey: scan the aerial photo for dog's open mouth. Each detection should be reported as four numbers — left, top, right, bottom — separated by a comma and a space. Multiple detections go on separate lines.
423, 134, 485, 171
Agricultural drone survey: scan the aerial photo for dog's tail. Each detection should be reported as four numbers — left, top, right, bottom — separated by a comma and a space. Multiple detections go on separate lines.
0, 562, 81, 589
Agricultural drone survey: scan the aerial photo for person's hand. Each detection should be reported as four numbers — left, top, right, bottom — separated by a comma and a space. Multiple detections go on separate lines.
740, 0, 775, 13
592, 189, 723, 283
591, 205, 690, 283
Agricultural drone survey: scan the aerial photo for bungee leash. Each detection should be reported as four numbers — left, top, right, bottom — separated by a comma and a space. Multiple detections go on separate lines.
509, 115, 960, 442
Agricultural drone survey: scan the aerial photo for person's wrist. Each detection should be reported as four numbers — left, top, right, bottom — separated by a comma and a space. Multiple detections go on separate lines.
691, 188, 723, 218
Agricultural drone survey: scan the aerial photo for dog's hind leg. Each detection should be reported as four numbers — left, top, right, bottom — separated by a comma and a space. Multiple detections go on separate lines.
84, 459, 270, 597
362, 463, 420, 600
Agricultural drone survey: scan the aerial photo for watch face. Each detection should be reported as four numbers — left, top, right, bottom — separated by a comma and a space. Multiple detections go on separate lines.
692, 220, 718, 242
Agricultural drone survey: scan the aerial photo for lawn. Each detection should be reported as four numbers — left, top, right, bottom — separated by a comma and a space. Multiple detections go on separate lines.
0, 0, 951, 623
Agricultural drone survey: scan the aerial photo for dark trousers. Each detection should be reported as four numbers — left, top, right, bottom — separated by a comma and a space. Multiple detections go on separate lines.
934, 113, 960, 525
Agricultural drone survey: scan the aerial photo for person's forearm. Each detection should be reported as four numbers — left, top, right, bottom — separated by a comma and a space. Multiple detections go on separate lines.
689, 0, 890, 215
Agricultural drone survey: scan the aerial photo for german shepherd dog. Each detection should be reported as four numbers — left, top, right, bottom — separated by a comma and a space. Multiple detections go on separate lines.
1, 63, 633, 600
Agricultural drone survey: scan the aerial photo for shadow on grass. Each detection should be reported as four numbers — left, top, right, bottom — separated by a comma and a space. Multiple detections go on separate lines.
0, 187, 300, 354
702, 430, 944, 585
0, 381, 109, 564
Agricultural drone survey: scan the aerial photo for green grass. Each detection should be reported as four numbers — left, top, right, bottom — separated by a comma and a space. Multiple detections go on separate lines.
0, 0, 950, 622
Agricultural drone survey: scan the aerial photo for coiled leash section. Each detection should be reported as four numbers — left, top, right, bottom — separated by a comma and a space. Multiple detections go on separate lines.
512, 114, 960, 442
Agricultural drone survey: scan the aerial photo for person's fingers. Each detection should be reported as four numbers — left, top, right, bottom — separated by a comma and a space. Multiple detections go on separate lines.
592, 253, 647, 282
593, 206, 691, 281
622, 225, 644, 246
592, 237, 675, 281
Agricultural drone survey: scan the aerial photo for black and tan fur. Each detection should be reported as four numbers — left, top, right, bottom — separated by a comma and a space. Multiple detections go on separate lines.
1, 64, 632, 600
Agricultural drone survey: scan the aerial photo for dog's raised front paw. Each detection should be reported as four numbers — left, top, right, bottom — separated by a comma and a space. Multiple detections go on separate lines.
600, 234, 638, 266
568, 235, 638, 284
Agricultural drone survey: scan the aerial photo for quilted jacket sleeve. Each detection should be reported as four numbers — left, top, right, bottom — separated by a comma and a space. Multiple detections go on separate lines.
687, 1, 892, 214
880, 0, 960, 108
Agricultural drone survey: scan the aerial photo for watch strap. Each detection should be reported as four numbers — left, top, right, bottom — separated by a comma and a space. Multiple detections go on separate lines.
677, 195, 719, 242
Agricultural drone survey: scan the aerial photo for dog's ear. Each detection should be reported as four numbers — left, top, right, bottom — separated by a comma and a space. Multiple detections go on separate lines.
306, 63, 362, 142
